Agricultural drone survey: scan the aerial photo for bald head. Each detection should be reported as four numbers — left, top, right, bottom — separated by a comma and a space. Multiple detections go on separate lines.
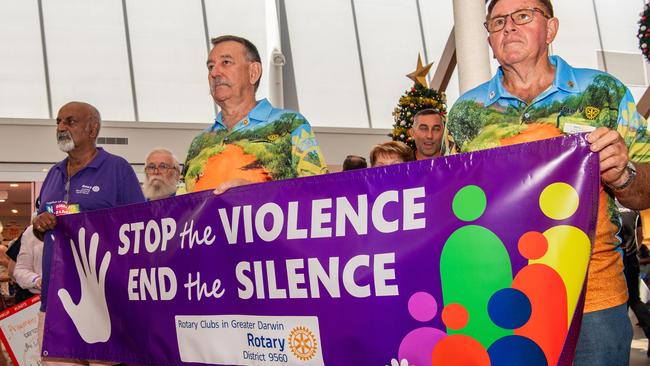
56, 101, 101, 153
62, 101, 101, 125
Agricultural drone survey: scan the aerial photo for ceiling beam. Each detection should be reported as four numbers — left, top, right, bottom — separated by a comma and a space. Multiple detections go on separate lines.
637, 86, 650, 118
431, 27, 457, 92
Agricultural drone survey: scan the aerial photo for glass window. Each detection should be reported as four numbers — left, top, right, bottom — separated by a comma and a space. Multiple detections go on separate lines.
421, 0, 455, 73
285, 0, 368, 127
593, 0, 641, 54
445, 68, 460, 108
354, 0, 426, 129
43, 0, 134, 121
420, 0, 460, 107
551, 0, 601, 70
126, 0, 213, 122
204, 0, 271, 101
0, 2, 49, 118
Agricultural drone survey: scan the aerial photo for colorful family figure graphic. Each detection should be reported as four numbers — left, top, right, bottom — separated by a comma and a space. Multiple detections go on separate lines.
397, 183, 591, 366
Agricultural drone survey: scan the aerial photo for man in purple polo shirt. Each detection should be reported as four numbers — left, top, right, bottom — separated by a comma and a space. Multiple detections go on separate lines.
32, 101, 144, 366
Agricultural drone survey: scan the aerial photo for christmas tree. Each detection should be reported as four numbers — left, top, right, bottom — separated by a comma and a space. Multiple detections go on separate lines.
391, 55, 447, 149
639, 3, 650, 62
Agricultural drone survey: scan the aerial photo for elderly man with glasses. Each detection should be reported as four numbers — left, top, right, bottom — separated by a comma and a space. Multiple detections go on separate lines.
446, 0, 650, 365
143, 148, 181, 200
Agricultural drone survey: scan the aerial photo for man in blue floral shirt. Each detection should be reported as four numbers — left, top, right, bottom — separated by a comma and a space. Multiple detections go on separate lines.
447, 0, 650, 365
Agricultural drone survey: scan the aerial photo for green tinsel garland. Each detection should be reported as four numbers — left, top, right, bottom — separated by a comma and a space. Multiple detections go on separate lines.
638, 3, 650, 62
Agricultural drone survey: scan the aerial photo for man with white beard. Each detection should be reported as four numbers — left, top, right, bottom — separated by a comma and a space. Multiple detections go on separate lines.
32, 101, 144, 365
143, 148, 181, 200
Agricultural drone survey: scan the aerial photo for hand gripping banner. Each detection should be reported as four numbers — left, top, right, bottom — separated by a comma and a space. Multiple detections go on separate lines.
44, 134, 599, 366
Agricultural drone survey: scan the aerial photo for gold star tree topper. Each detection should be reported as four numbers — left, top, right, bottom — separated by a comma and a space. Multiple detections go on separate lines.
406, 54, 433, 88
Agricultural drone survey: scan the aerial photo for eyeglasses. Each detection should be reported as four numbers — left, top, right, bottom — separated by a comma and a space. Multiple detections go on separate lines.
484, 8, 550, 33
145, 163, 177, 173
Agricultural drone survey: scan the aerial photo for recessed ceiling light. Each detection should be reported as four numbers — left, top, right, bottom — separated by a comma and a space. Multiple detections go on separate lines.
0, 200, 5, 203
9, 184, 18, 187
11, 209, 18, 214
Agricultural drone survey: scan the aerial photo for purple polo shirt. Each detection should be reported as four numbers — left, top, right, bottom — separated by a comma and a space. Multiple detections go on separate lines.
38, 148, 144, 311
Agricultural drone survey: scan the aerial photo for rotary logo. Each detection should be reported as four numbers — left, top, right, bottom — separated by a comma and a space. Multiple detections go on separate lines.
584, 106, 601, 120
288, 326, 318, 361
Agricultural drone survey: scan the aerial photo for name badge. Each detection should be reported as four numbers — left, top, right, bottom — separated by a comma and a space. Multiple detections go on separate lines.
562, 122, 596, 134
45, 202, 80, 216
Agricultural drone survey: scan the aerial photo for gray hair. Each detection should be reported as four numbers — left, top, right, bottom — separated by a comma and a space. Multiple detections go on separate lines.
211, 35, 262, 91
487, 0, 554, 18
145, 148, 181, 172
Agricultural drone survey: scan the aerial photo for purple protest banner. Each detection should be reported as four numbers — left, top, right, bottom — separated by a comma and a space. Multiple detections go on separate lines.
43, 134, 599, 366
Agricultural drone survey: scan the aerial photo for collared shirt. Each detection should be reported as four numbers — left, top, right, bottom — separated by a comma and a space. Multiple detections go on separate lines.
182, 99, 328, 192
14, 225, 43, 294
447, 55, 650, 313
146, 192, 176, 202
38, 147, 145, 310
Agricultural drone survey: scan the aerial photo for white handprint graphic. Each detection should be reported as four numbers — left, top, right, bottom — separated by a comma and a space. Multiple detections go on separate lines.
58, 227, 112, 343
386, 359, 410, 366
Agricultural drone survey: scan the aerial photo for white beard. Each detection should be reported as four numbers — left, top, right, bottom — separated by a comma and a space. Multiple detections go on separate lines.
57, 138, 75, 152
143, 177, 177, 200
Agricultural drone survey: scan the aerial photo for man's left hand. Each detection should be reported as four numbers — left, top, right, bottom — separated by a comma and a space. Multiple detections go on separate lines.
213, 178, 252, 195
586, 127, 629, 187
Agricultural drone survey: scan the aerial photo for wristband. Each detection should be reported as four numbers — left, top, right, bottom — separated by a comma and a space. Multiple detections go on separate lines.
609, 162, 637, 190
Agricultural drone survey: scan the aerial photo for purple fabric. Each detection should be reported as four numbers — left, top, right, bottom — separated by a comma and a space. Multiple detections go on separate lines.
43, 135, 599, 366
38, 148, 145, 310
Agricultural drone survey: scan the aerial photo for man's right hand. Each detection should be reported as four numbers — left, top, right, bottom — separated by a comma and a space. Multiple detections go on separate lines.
33, 212, 57, 240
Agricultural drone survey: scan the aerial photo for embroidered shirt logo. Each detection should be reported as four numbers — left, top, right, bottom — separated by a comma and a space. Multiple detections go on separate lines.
584, 106, 601, 120
76, 185, 99, 195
